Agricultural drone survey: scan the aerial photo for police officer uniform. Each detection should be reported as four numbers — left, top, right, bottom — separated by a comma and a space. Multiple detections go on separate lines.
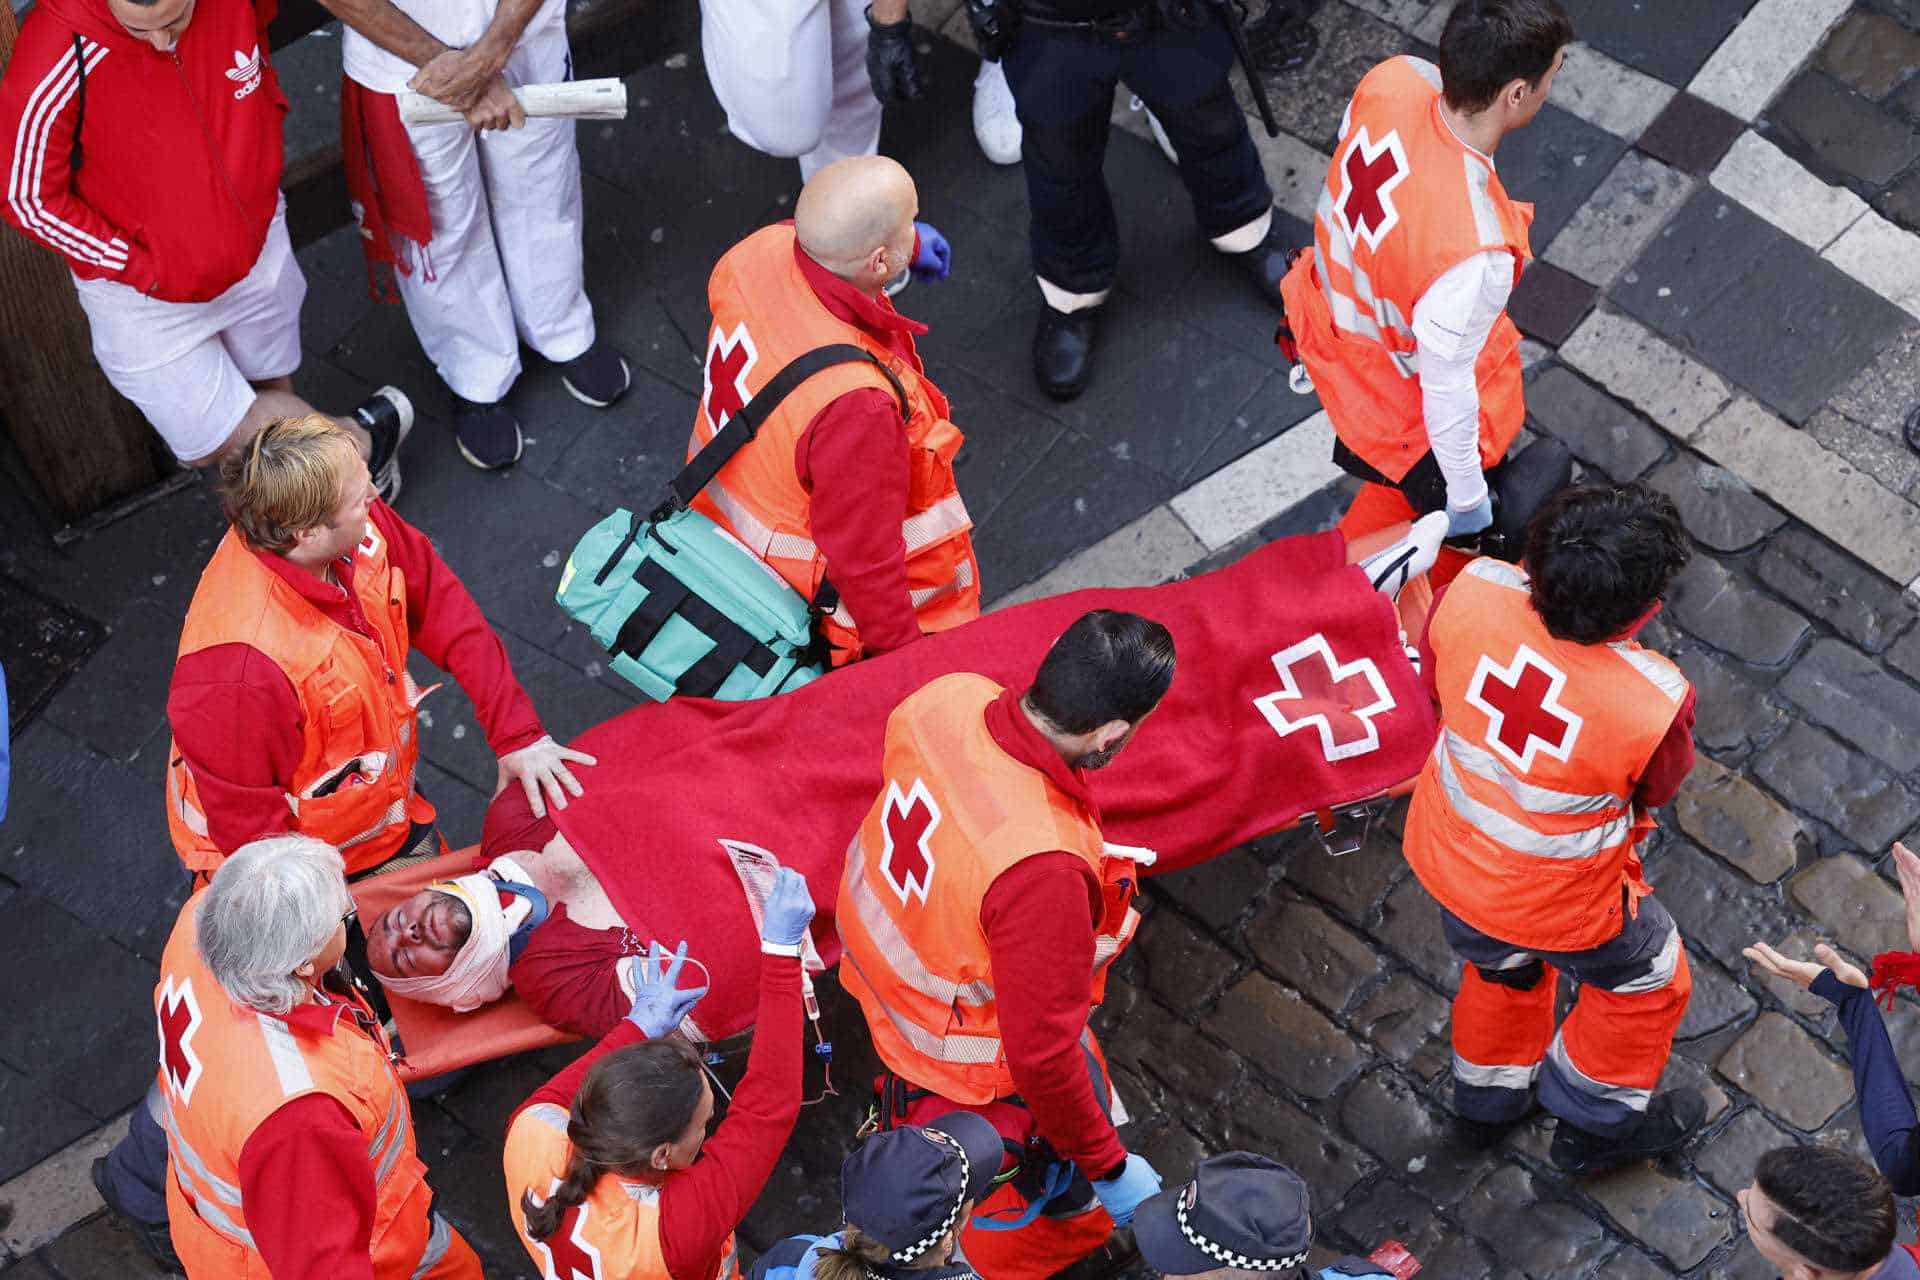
975, 0, 1293, 398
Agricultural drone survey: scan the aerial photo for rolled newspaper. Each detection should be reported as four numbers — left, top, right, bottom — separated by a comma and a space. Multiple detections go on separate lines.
397, 77, 628, 125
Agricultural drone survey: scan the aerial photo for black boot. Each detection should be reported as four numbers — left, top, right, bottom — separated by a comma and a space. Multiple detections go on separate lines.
1548, 1088, 1707, 1176
1227, 212, 1298, 310
1034, 305, 1099, 401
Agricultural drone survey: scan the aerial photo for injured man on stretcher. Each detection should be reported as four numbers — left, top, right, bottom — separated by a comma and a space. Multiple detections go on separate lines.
356, 515, 1455, 1048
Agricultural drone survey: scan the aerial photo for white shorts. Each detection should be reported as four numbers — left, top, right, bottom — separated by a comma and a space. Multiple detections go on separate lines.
71, 198, 306, 462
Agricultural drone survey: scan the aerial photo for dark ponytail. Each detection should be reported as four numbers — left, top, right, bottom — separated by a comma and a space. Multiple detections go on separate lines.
811, 1227, 958, 1280
521, 1038, 706, 1241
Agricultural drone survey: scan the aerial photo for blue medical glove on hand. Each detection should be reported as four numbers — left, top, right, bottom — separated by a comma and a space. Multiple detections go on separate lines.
625, 940, 707, 1039
761, 867, 817, 948
911, 222, 951, 283
1091, 1152, 1162, 1227
1446, 495, 1493, 539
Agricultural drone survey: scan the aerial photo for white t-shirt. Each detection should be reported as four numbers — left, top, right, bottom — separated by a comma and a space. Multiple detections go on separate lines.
1412, 248, 1514, 513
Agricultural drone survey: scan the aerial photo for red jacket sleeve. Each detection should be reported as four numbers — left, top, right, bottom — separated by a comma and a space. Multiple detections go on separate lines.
981, 855, 1126, 1181
166, 644, 307, 855
369, 501, 544, 757
238, 1094, 378, 1280
659, 951, 804, 1280
1417, 582, 1448, 713
794, 391, 921, 658
0, 21, 159, 290
1633, 686, 1696, 810
519, 1019, 649, 1119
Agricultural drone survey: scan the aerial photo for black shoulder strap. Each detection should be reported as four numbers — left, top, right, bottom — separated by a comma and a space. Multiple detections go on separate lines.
656, 343, 910, 520
70, 34, 88, 172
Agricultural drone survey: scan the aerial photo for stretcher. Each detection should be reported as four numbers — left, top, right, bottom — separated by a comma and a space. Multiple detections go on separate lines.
347, 529, 1445, 1082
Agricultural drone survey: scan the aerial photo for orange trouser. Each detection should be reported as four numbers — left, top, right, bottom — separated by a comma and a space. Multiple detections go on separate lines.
1442, 896, 1692, 1137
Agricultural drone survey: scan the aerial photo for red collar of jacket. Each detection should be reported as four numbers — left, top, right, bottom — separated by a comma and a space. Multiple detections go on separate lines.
280, 977, 374, 1038
984, 687, 1102, 825
791, 236, 929, 347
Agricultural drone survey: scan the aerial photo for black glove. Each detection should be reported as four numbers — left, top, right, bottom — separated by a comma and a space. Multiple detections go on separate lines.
866, 6, 924, 104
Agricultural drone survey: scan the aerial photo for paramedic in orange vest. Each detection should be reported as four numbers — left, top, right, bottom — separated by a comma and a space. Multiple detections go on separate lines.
503, 868, 814, 1279
837, 609, 1175, 1277
685, 155, 979, 665
1277, 0, 1572, 581
163, 414, 597, 879
150, 835, 480, 1279
1404, 484, 1703, 1176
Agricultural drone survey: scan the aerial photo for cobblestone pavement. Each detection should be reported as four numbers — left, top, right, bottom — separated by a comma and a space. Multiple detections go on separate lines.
8, 0, 1920, 1276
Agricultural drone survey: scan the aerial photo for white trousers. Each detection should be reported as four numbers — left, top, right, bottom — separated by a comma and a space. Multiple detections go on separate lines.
72, 197, 304, 461
391, 18, 595, 404
699, 0, 882, 178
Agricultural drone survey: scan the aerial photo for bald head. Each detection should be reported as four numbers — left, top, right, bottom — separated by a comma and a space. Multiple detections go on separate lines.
795, 156, 919, 290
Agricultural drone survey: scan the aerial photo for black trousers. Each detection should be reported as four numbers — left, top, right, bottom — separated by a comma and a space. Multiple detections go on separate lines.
1000, 9, 1273, 296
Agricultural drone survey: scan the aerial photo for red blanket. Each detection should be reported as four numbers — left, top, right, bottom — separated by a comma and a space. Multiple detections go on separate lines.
545, 531, 1436, 1042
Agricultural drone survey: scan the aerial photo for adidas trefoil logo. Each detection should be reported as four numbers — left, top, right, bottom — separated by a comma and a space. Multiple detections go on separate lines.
225, 46, 263, 99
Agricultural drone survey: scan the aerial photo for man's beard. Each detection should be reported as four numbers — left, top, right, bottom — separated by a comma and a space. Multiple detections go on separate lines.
1072, 727, 1134, 771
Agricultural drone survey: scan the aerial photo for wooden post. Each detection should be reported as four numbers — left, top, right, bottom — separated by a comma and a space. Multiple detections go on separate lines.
0, 0, 170, 524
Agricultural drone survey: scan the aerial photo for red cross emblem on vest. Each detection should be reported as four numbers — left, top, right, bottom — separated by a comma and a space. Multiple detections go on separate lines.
880, 778, 941, 906
1336, 125, 1410, 252
156, 974, 204, 1105
702, 322, 758, 433
1252, 633, 1395, 762
535, 1198, 603, 1280
1465, 643, 1584, 773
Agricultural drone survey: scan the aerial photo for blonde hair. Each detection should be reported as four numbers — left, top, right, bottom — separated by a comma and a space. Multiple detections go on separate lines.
811, 1226, 955, 1280
217, 416, 357, 553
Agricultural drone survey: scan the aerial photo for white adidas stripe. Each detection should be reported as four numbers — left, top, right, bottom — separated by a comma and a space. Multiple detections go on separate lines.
7, 38, 129, 271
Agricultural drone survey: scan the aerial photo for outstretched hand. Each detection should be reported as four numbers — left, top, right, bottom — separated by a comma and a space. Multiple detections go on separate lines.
1891, 842, 1920, 952
1743, 939, 1869, 991
496, 734, 597, 818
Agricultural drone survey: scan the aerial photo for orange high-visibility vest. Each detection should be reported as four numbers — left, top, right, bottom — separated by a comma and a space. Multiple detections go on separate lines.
153, 891, 448, 1278
1404, 559, 1690, 952
836, 673, 1143, 1103
685, 224, 980, 663
166, 524, 432, 876
504, 1102, 739, 1280
1280, 55, 1535, 482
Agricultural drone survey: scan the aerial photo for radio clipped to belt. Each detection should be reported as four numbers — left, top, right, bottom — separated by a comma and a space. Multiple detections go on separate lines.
556, 345, 910, 702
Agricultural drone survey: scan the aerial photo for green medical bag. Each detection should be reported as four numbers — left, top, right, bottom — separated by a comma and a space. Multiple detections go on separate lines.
556, 344, 908, 701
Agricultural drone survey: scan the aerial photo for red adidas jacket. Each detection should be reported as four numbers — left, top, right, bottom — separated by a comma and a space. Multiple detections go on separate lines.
0, 0, 286, 302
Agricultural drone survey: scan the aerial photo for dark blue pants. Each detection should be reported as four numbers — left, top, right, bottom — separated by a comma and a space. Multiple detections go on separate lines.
1000, 9, 1273, 295
103, 1085, 170, 1226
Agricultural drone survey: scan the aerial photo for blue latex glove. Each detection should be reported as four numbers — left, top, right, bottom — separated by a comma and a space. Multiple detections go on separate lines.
1446, 495, 1493, 538
910, 221, 951, 283
761, 867, 817, 947
1091, 1152, 1162, 1227
624, 940, 707, 1039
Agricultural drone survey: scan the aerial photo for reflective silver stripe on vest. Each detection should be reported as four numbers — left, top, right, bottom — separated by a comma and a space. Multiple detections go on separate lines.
1608, 642, 1690, 703
1313, 188, 1420, 378
1401, 54, 1443, 90
844, 835, 995, 1007
1451, 1053, 1538, 1091
526, 1101, 570, 1133
1463, 557, 1529, 590
335, 783, 413, 853
1444, 730, 1624, 816
411, 1212, 453, 1280
902, 493, 973, 552
171, 766, 211, 838
707, 482, 818, 562
1430, 738, 1631, 861
1547, 1031, 1652, 1112
369, 1085, 409, 1186
258, 1015, 316, 1095
842, 943, 1005, 1065
909, 558, 976, 609
156, 1091, 259, 1251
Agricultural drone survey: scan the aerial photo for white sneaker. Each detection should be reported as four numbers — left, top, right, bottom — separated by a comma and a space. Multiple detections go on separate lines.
973, 60, 1022, 165
1131, 96, 1179, 165
1359, 511, 1448, 597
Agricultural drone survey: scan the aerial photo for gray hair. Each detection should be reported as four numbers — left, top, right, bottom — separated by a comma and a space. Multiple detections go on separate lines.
197, 836, 353, 1015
